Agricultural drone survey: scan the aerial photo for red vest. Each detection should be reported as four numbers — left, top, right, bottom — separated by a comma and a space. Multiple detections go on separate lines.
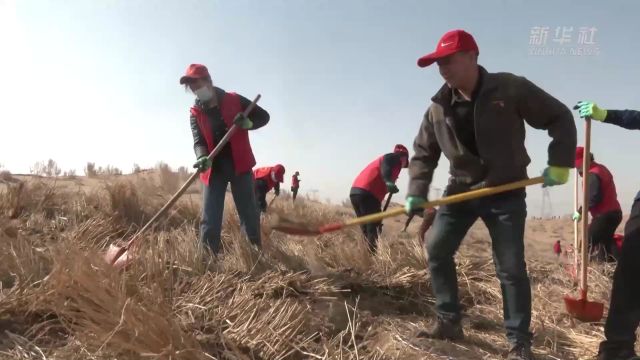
191, 92, 256, 185
253, 167, 277, 192
291, 175, 300, 188
587, 163, 621, 216
352, 155, 401, 202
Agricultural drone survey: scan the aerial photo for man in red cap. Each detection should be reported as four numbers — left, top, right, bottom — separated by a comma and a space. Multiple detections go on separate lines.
573, 147, 622, 261
405, 30, 577, 359
573, 101, 640, 360
253, 164, 286, 213
180, 63, 270, 255
291, 171, 301, 202
351, 144, 409, 253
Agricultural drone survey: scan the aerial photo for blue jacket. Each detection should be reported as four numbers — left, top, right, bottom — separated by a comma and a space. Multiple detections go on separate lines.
605, 109, 640, 130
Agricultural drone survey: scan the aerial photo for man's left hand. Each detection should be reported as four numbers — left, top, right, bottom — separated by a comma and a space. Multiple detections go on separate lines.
542, 166, 570, 187
233, 113, 253, 129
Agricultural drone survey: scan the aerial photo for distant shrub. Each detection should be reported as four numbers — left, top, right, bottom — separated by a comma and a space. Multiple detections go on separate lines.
101, 165, 122, 176
85, 162, 98, 177
0, 170, 13, 182
156, 162, 179, 194
132, 163, 142, 174
30, 159, 62, 177
63, 169, 77, 179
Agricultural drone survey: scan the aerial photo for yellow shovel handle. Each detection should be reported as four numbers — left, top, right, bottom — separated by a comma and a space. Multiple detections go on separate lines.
344, 176, 545, 228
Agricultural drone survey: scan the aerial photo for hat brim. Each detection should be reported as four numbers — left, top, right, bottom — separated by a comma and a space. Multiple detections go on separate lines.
179, 75, 197, 85
417, 47, 460, 67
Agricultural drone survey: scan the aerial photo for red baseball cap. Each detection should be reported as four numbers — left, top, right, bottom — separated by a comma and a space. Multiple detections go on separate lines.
417, 29, 479, 68
179, 64, 211, 84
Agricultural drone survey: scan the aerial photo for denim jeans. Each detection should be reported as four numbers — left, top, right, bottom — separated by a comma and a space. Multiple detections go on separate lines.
599, 191, 640, 357
200, 159, 261, 254
425, 188, 532, 345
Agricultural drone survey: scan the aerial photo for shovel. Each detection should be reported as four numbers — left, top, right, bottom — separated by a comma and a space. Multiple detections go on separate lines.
563, 116, 604, 322
104, 94, 262, 268
377, 193, 393, 233
271, 176, 544, 236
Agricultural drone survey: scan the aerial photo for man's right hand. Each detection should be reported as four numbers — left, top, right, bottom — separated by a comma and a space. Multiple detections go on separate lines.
572, 211, 582, 222
193, 156, 212, 171
405, 196, 426, 215
573, 101, 607, 121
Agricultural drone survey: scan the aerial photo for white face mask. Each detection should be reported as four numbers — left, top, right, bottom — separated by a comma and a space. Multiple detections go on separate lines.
194, 86, 214, 102
271, 171, 278, 183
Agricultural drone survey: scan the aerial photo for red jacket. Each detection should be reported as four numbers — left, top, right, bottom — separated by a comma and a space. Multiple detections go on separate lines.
352, 156, 401, 202
254, 166, 280, 192
587, 163, 621, 216
553, 242, 561, 255
291, 175, 300, 188
191, 92, 255, 185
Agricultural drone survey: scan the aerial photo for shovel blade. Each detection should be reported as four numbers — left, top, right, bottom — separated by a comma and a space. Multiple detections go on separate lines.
563, 295, 604, 322
268, 214, 322, 236
103, 244, 133, 270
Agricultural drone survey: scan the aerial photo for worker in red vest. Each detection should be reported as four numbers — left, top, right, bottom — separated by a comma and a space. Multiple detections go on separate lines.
573, 101, 640, 360
553, 240, 562, 259
181, 63, 268, 255
291, 171, 301, 202
572, 147, 623, 261
350, 144, 409, 253
254, 164, 285, 213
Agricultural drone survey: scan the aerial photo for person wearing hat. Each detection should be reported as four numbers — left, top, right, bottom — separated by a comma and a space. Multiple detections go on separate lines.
404, 29, 577, 359
573, 101, 640, 360
573, 147, 622, 261
180, 63, 269, 255
351, 144, 409, 253
253, 164, 286, 213
291, 171, 301, 202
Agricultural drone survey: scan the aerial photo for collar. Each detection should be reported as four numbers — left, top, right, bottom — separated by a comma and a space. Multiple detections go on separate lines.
431, 65, 498, 106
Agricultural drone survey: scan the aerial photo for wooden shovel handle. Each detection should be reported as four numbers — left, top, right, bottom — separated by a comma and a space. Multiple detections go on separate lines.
341, 176, 545, 229
580, 117, 592, 292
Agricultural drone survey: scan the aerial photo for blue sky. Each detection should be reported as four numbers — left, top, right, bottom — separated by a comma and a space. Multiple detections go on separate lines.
1, 0, 638, 216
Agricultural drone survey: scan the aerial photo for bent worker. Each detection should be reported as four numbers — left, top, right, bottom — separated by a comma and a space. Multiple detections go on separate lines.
573, 147, 622, 262
291, 171, 301, 202
254, 164, 285, 213
181, 63, 268, 255
573, 100, 640, 360
553, 240, 561, 259
350, 144, 409, 253
405, 30, 576, 360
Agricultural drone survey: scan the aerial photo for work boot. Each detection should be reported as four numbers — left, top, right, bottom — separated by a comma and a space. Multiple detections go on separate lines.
416, 318, 464, 341
507, 343, 535, 360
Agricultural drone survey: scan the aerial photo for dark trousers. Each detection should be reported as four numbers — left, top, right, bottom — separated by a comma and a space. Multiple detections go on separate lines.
591, 209, 623, 257
200, 160, 261, 254
426, 189, 532, 346
350, 191, 382, 253
599, 192, 640, 357
255, 179, 268, 213
291, 187, 299, 202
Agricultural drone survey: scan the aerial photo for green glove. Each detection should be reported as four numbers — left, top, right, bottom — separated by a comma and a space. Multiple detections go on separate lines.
542, 166, 570, 187
572, 211, 582, 222
193, 156, 212, 171
573, 101, 607, 122
386, 181, 399, 194
233, 113, 253, 129
405, 196, 426, 214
